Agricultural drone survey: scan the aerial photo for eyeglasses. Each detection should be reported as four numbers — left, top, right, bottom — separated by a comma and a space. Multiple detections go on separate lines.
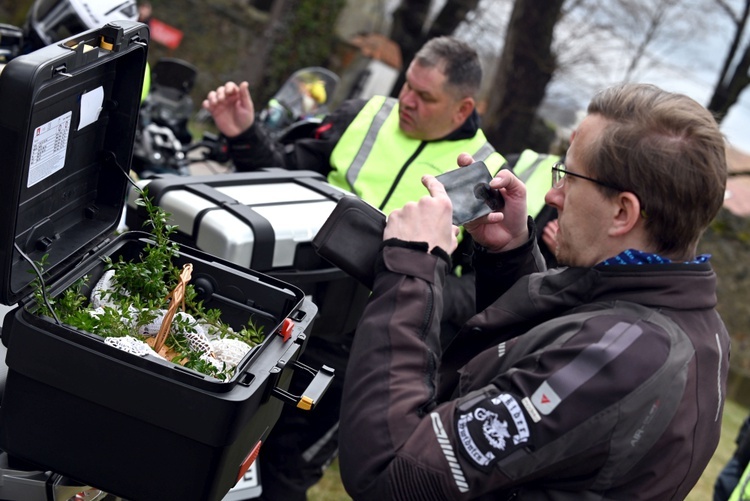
550, 161, 647, 218
551, 161, 623, 192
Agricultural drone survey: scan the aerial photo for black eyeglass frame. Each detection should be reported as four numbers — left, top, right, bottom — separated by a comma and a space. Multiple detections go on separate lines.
550, 161, 647, 217
550, 161, 624, 192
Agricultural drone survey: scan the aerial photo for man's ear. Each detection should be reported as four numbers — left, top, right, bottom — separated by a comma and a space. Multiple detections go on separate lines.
609, 192, 643, 237
454, 97, 475, 125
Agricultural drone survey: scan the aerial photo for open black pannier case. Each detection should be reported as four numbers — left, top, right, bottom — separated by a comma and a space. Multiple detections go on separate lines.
0, 22, 329, 501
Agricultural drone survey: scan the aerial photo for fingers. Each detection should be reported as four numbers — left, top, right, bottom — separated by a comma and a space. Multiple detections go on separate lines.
457, 152, 475, 167
489, 168, 526, 198
541, 219, 559, 251
421, 175, 449, 199
238, 81, 252, 109
215, 81, 237, 107
203, 81, 244, 110
384, 194, 456, 253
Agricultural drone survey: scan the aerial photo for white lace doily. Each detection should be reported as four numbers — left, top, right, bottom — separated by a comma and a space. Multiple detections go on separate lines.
104, 335, 154, 357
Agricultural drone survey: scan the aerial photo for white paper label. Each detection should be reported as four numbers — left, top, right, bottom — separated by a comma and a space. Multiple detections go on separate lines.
28, 111, 72, 188
78, 86, 103, 130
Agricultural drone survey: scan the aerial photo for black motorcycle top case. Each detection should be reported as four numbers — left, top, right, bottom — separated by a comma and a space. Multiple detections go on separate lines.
0, 22, 319, 501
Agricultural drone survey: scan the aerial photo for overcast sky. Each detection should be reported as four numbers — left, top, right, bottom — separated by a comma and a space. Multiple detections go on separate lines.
453, 0, 750, 155
556, 0, 750, 155
633, 21, 750, 156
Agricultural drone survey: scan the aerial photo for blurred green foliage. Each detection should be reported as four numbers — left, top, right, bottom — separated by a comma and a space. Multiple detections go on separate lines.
147, 0, 345, 111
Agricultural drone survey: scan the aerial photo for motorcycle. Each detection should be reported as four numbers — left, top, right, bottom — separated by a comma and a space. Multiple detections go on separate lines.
0, 24, 23, 66
256, 66, 340, 142
135, 65, 340, 178
131, 57, 201, 178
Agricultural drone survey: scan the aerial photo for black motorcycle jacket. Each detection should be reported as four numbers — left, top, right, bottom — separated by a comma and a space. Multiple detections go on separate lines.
338, 221, 729, 500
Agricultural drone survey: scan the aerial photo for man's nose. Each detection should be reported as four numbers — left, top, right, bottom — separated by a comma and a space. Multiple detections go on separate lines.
400, 89, 416, 108
544, 187, 562, 210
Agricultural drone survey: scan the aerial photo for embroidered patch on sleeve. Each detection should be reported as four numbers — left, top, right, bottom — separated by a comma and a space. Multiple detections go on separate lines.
455, 393, 532, 471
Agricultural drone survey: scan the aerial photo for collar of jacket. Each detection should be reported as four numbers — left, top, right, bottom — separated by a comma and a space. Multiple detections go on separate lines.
430, 109, 481, 142
468, 262, 717, 338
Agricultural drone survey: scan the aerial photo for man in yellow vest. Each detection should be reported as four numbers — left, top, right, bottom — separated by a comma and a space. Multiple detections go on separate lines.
203, 36, 504, 500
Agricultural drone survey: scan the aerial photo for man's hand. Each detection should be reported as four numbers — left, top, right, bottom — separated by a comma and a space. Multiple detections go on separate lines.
384, 175, 459, 255
202, 81, 255, 138
457, 153, 529, 253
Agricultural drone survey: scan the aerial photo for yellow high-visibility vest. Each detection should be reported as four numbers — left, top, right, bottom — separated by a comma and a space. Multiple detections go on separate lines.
328, 95, 505, 215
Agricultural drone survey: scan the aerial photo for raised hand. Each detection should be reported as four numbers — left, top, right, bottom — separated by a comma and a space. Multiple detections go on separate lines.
202, 81, 256, 138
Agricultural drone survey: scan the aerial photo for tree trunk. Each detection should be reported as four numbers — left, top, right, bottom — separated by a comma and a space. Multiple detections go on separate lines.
710, 42, 750, 122
426, 0, 482, 39
389, 0, 431, 70
245, 0, 292, 89
708, 0, 750, 122
483, 0, 565, 153
257, 0, 346, 106
388, 0, 481, 97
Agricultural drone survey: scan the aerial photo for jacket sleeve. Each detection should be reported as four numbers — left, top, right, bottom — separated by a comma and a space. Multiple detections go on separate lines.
338, 243, 458, 500
338, 241, 528, 500
338, 224, 546, 501
441, 233, 478, 331
474, 217, 547, 311
338, 242, 536, 501
225, 98, 366, 174
225, 121, 286, 171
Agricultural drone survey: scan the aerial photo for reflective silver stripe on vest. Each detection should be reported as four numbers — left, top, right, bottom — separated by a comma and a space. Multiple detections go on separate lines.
473, 141, 495, 163
739, 468, 750, 500
517, 154, 550, 183
345, 99, 396, 189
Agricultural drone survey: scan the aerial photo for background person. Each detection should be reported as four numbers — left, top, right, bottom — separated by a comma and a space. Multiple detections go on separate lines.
338, 82, 729, 500
728, 456, 750, 500
716, 414, 750, 500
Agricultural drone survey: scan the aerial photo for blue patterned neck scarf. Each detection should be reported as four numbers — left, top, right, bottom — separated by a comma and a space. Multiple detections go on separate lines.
599, 249, 711, 266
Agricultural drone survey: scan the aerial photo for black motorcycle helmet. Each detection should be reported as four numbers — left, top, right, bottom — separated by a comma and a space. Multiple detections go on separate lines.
25, 0, 138, 50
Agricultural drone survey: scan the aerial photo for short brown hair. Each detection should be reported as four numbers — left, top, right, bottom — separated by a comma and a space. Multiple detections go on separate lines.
583, 83, 727, 258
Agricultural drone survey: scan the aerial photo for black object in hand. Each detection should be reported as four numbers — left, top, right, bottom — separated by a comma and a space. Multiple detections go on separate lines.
473, 182, 505, 212
436, 161, 502, 225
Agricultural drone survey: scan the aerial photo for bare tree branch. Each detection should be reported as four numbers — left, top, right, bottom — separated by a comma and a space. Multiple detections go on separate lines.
708, 0, 750, 117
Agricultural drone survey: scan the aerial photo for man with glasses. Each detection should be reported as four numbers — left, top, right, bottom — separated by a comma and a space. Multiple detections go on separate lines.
337, 82, 729, 499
